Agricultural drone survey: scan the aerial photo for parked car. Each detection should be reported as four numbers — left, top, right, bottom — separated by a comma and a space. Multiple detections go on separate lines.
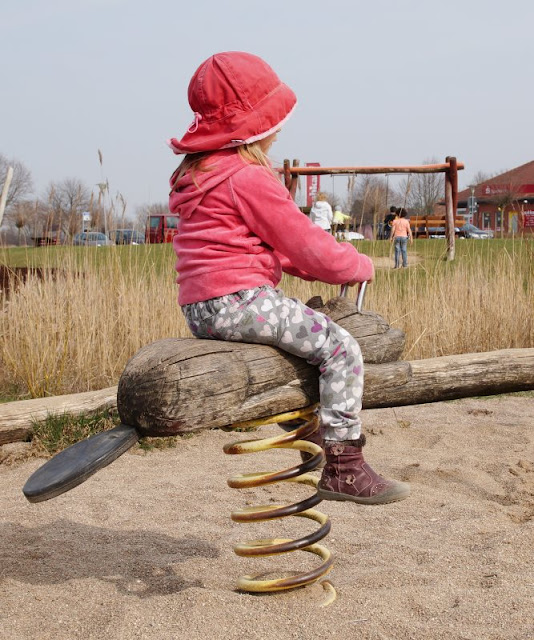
110, 229, 145, 245
73, 232, 113, 247
427, 227, 462, 239
145, 214, 180, 243
460, 223, 494, 239
343, 231, 365, 241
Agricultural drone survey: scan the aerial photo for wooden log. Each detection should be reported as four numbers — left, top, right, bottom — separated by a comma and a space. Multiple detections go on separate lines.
118, 338, 316, 436
116, 304, 406, 436
116, 337, 413, 437
363, 348, 534, 408
116, 344, 534, 436
0, 387, 117, 446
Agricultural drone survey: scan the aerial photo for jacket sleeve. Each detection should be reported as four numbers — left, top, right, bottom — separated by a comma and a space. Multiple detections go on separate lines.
230, 165, 374, 285
273, 250, 317, 281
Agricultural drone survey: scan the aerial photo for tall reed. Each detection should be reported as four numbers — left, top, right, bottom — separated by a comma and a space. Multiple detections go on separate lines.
0, 247, 185, 397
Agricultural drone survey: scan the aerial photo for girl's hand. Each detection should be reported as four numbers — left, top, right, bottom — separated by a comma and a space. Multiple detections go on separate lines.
347, 272, 374, 286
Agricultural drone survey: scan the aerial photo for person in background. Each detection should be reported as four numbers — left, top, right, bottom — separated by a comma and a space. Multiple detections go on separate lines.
382, 206, 397, 240
309, 192, 334, 233
167, 51, 409, 505
390, 207, 413, 268
332, 206, 351, 239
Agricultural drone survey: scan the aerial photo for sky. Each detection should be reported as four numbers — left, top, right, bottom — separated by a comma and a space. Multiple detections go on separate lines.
2, 0, 533, 218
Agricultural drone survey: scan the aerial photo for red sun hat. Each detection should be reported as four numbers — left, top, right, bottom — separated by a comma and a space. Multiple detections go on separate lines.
167, 51, 297, 155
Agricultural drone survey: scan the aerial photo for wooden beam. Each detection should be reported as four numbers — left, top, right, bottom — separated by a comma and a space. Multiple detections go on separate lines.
444, 156, 456, 261
289, 159, 300, 199
279, 162, 465, 176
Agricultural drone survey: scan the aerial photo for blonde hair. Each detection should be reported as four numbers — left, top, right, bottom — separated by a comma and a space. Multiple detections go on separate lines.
170, 141, 274, 192
237, 141, 273, 171
316, 192, 328, 202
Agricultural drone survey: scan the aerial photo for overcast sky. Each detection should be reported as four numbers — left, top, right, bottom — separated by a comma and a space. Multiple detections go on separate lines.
2, 0, 532, 217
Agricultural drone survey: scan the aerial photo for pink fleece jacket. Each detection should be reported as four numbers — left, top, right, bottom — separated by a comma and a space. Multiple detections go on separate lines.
169, 150, 374, 305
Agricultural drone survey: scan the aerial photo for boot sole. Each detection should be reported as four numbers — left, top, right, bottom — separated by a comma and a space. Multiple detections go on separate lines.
317, 484, 410, 505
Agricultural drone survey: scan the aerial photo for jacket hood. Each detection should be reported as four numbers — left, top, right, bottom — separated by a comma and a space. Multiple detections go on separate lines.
169, 151, 247, 219
313, 201, 331, 210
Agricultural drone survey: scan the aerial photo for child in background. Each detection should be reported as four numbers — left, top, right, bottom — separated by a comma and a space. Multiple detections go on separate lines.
310, 193, 334, 233
167, 51, 409, 505
382, 206, 397, 240
332, 206, 351, 239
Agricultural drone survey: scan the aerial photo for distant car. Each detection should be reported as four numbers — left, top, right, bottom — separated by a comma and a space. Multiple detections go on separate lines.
343, 231, 365, 241
427, 226, 462, 239
110, 229, 145, 245
73, 232, 113, 247
460, 223, 494, 239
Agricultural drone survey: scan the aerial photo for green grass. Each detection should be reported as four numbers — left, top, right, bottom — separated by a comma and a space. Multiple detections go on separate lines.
2, 237, 531, 275
30, 409, 120, 455
362, 236, 533, 263
0, 243, 176, 275
29, 409, 181, 457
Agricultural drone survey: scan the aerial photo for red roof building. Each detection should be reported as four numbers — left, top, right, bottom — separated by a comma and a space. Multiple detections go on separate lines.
457, 160, 534, 235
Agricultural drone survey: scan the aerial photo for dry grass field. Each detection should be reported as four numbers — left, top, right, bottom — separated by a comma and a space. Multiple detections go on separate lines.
0, 238, 533, 400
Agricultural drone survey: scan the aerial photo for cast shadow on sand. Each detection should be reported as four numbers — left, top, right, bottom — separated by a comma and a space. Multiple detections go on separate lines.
1, 519, 219, 598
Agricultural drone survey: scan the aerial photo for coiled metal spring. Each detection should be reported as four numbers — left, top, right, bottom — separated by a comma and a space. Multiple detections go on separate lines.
223, 407, 336, 605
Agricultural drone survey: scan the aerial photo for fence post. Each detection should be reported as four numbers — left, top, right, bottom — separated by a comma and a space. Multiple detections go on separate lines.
283, 159, 292, 192
289, 159, 300, 200
444, 156, 457, 261
0, 166, 14, 228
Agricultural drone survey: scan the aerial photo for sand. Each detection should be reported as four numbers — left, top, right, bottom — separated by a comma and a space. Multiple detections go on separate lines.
1, 394, 533, 640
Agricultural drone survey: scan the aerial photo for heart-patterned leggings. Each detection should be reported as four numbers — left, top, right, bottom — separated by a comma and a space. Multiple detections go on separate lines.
182, 285, 363, 442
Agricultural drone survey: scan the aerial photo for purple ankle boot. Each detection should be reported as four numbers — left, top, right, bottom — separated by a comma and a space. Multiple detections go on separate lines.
317, 436, 410, 505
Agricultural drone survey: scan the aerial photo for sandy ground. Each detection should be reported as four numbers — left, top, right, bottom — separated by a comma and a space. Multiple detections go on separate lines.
372, 254, 422, 270
1, 394, 533, 640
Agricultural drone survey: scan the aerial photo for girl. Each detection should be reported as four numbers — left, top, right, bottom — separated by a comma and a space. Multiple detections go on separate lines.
390, 207, 413, 268
167, 52, 409, 505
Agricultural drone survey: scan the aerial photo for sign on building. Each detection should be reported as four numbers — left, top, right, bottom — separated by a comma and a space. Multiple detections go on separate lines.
524, 210, 534, 228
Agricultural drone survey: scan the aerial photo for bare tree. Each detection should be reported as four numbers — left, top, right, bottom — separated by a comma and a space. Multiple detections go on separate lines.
349, 175, 389, 230
470, 170, 495, 186
4, 200, 35, 245
397, 157, 444, 216
45, 178, 92, 239
0, 153, 33, 211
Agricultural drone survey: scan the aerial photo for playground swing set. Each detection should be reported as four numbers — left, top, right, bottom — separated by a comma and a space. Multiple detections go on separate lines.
281, 156, 464, 259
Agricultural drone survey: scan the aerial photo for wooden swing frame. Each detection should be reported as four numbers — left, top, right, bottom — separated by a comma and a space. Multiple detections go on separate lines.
280, 157, 464, 261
